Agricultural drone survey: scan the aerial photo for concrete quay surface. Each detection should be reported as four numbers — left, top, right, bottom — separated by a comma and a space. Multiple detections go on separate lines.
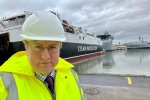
79, 75, 150, 100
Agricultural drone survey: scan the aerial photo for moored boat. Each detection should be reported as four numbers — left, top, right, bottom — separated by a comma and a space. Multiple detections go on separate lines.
124, 35, 150, 49
0, 11, 104, 64
115, 44, 127, 50
97, 31, 116, 51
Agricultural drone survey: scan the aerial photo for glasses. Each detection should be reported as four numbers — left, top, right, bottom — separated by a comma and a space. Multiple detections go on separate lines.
27, 43, 61, 53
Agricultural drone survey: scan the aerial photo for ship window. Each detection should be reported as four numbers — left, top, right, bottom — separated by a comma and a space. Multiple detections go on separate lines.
23, 20, 25, 23
20, 21, 23, 25
79, 36, 81, 39
79, 29, 82, 33
17, 22, 19, 25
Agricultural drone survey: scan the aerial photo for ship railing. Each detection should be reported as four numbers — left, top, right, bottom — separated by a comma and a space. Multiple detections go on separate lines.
2, 20, 25, 29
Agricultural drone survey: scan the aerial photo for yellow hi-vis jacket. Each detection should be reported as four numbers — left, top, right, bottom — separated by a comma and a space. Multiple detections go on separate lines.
0, 51, 86, 100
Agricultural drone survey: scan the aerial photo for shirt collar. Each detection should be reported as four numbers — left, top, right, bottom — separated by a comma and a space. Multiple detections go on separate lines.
34, 69, 55, 82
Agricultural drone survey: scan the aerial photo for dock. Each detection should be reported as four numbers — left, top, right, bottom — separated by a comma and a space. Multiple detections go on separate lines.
79, 74, 150, 100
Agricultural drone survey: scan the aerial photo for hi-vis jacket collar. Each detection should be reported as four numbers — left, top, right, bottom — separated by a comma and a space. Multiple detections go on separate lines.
0, 51, 74, 76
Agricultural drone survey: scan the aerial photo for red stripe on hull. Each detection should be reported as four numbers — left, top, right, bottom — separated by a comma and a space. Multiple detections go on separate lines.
65, 51, 105, 63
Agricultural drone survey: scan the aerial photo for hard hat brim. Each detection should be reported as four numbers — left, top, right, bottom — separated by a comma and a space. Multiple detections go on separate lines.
20, 34, 66, 42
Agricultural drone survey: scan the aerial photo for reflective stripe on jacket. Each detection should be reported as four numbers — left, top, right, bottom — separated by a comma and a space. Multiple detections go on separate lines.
0, 51, 86, 100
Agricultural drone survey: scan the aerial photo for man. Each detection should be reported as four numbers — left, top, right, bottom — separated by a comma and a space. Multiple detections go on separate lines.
0, 11, 86, 100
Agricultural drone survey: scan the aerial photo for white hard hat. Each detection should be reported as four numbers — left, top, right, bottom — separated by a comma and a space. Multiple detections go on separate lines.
20, 11, 66, 42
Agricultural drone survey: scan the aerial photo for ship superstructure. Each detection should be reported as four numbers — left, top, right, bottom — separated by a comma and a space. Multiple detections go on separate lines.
97, 31, 115, 51
0, 11, 104, 63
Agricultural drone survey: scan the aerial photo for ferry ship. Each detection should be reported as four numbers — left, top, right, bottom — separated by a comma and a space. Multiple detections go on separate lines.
124, 36, 150, 49
0, 11, 104, 63
97, 31, 115, 51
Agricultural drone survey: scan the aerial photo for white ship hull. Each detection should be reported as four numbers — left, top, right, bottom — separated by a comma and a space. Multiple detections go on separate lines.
0, 11, 104, 64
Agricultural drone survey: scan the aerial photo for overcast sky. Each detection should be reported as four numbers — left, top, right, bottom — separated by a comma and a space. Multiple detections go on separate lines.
0, 0, 150, 44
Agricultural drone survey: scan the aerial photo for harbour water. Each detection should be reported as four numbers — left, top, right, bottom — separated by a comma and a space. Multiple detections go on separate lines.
72, 49, 150, 77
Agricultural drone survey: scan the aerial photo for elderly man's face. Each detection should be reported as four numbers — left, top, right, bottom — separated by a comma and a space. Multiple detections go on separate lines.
25, 40, 60, 75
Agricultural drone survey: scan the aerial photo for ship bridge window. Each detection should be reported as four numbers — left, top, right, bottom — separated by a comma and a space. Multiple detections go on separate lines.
5, 15, 25, 21
97, 36, 108, 40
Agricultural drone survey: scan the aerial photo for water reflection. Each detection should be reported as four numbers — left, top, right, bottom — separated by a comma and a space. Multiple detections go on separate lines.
73, 49, 150, 76
72, 52, 116, 74
72, 56, 103, 74
102, 52, 115, 69
125, 49, 150, 62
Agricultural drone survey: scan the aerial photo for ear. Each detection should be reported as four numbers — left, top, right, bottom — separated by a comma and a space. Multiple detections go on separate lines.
24, 44, 27, 51
24, 44, 29, 56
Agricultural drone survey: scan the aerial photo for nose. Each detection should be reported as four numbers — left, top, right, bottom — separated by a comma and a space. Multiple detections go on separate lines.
41, 48, 50, 59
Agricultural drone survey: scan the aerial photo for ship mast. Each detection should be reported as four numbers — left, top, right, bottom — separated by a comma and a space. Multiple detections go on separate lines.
139, 35, 141, 40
